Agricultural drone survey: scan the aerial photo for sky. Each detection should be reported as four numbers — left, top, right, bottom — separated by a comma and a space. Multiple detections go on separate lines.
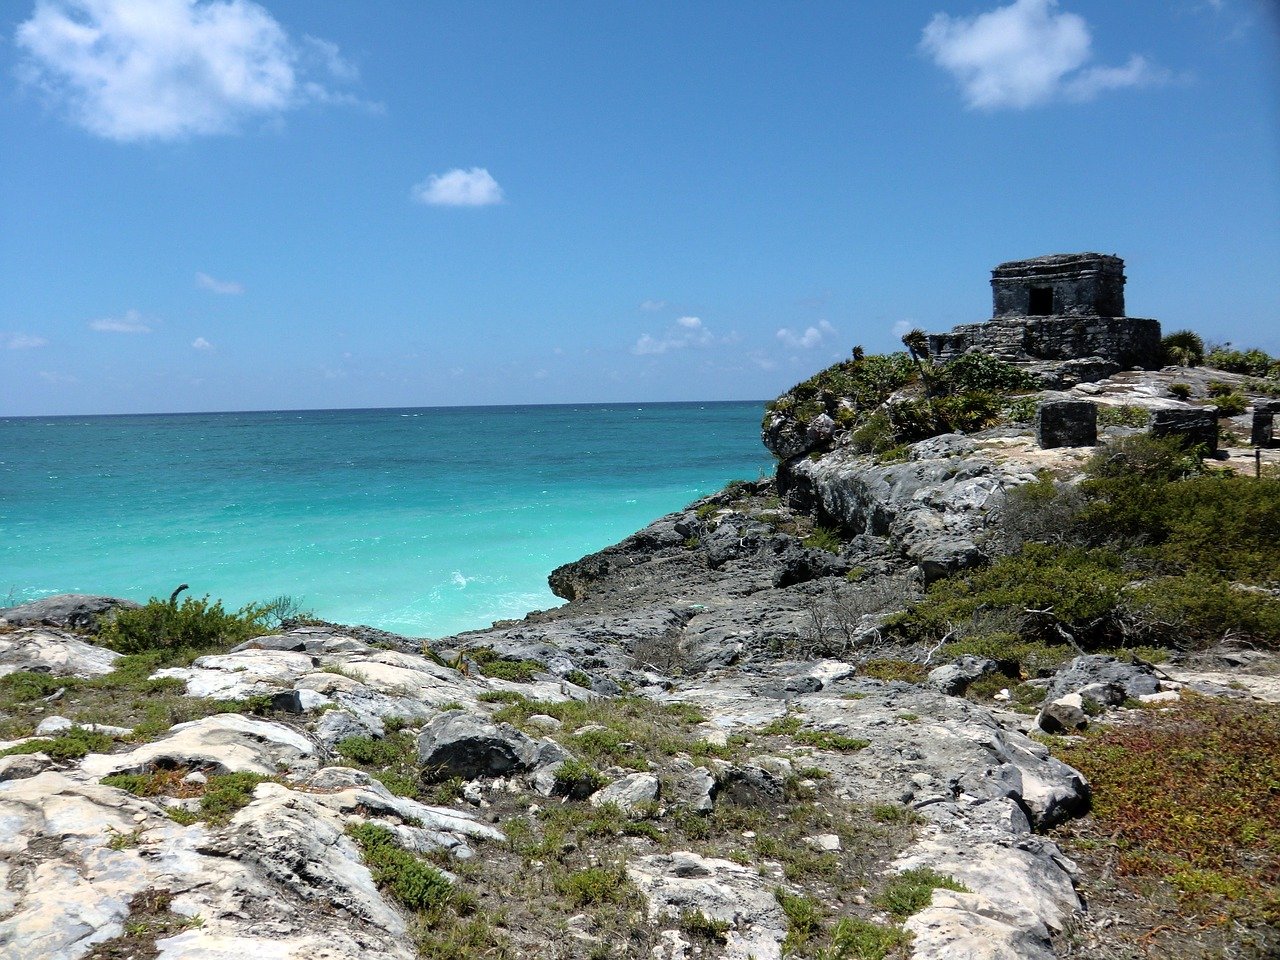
1, 0, 1278, 416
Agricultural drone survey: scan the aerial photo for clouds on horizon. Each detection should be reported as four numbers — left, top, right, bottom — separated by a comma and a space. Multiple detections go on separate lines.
632, 315, 717, 356
89, 310, 151, 333
192, 336, 213, 350
921, 0, 1167, 109
14, 0, 363, 142
412, 168, 504, 207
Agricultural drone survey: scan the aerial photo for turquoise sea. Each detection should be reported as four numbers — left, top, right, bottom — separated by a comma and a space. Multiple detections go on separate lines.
0, 402, 772, 638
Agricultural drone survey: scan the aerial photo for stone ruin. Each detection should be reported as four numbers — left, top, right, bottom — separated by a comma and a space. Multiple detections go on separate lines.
928, 253, 1161, 374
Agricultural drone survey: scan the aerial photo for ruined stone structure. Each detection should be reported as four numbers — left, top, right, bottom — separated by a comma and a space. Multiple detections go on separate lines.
928, 253, 1161, 371
1150, 407, 1219, 454
1252, 400, 1278, 448
1037, 399, 1097, 449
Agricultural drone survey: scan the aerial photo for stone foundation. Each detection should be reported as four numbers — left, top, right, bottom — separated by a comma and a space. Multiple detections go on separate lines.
1150, 407, 1219, 453
928, 316, 1161, 369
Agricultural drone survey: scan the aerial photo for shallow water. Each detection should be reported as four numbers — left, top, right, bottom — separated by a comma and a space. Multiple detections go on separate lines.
0, 402, 771, 637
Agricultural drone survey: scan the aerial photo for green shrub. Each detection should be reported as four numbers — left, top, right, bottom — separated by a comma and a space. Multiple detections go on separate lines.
556, 866, 632, 906
552, 758, 608, 799
464, 647, 543, 683
0, 725, 113, 760
776, 889, 824, 952
347, 822, 453, 911
1125, 575, 1280, 646
933, 353, 1037, 393
1096, 404, 1150, 428
804, 526, 843, 554
793, 730, 870, 752
98, 594, 272, 655
858, 659, 928, 684
0, 671, 75, 703
1168, 382, 1192, 399
1205, 345, 1275, 377
678, 910, 730, 944
1213, 391, 1248, 416
1160, 330, 1205, 367
199, 772, 270, 824
817, 916, 912, 960
875, 868, 968, 918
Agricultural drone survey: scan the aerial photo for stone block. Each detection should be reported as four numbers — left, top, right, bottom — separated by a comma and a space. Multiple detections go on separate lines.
1149, 407, 1218, 453
1036, 400, 1097, 449
1251, 411, 1274, 448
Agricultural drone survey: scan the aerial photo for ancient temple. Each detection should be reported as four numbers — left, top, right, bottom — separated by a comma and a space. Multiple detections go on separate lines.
927, 253, 1161, 370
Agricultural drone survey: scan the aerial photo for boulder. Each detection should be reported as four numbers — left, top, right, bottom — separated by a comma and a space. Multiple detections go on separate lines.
928, 656, 999, 695
0, 594, 140, 632
590, 772, 659, 813
316, 709, 386, 749
1149, 406, 1218, 453
1037, 695, 1088, 734
0, 628, 120, 679
1044, 655, 1160, 703
905, 888, 1054, 960
416, 710, 541, 778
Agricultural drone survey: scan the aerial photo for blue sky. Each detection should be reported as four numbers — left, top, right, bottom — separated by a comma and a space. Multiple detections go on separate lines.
1, 0, 1277, 416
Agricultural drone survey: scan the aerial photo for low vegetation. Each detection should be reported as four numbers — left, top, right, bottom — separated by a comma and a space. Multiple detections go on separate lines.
101, 769, 272, 825
97, 590, 287, 655
894, 434, 1280, 655
1055, 696, 1280, 944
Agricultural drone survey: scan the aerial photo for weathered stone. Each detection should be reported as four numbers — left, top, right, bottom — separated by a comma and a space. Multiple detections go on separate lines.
0, 753, 51, 783
270, 688, 332, 713
1251, 407, 1275, 447
805, 413, 837, 447
315, 708, 385, 749
927, 656, 999, 695
1037, 695, 1088, 734
1045, 655, 1161, 703
905, 888, 1054, 960
80, 714, 316, 779
0, 628, 121, 678
0, 594, 140, 632
628, 852, 790, 960
1149, 406, 1218, 452
590, 772, 660, 813
1036, 399, 1097, 449
717, 764, 783, 806
416, 710, 540, 778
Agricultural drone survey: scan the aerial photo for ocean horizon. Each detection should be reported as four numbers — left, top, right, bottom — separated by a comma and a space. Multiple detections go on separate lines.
1, 400, 773, 637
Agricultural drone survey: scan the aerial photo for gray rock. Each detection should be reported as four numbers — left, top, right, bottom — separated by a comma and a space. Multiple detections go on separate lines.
0, 594, 140, 632
805, 413, 837, 447
0, 753, 50, 783
1044, 655, 1160, 703
672, 764, 717, 813
1037, 695, 1088, 734
0, 628, 121, 678
270, 688, 333, 713
717, 764, 783, 806
416, 710, 540, 778
590, 772, 660, 813
928, 656, 999, 695
315, 708, 386, 749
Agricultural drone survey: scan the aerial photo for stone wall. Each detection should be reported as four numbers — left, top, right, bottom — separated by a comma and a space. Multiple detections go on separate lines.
992, 253, 1125, 318
928, 316, 1161, 368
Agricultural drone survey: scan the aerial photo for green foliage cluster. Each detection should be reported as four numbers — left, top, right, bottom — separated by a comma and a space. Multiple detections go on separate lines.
347, 822, 454, 912
462, 647, 544, 683
98, 594, 274, 655
776, 889, 824, 953
899, 435, 1280, 653
551, 758, 608, 799
678, 910, 729, 944
857, 660, 928, 684
1057, 696, 1280, 925
100, 770, 270, 825
766, 349, 1037, 456
1096, 404, 1149, 428
0, 725, 114, 760
814, 916, 912, 960
874, 869, 968, 918
555, 866, 634, 907
1160, 329, 1205, 367
1205, 345, 1279, 378
1168, 382, 1192, 399
335, 731, 424, 798
803, 525, 843, 554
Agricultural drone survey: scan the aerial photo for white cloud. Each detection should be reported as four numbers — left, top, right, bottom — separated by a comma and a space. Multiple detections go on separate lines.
411, 167, 504, 207
196, 271, 243, 294
14, 0, 360, 142
892, 320, 914, 337
39, 370, 78, 384
89, 309, 151, 333
5, 333, 49, 349
639, 299, 667, 312
192, 336, 213, 350
776, 319, 836, 350
631, 316, 716, 356
921, 0, 1166, 110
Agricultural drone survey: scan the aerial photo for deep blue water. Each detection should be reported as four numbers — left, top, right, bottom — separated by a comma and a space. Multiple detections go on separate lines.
0, 402, 771, 637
